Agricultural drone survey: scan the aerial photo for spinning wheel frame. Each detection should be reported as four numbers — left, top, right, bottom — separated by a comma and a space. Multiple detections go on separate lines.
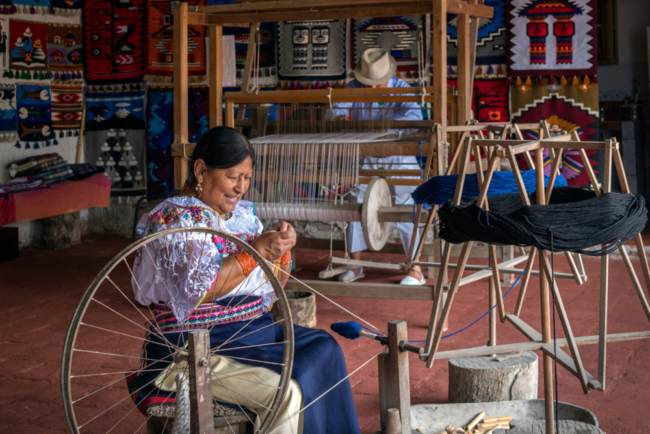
61, 227, 295, 434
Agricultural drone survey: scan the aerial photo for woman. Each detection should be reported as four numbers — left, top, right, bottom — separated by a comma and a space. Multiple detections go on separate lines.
130, 127, 360, 434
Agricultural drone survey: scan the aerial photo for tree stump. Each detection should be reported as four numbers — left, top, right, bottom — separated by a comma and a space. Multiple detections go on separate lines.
271, 291, 317, 328
448, 352, 538, 403
41, 211, 81, 249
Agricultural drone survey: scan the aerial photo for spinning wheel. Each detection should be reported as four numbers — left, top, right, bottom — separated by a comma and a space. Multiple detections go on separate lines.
61, 228, 295, 434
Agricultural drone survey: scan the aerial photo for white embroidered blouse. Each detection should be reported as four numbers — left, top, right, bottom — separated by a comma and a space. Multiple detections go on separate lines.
131, 196, 277, 322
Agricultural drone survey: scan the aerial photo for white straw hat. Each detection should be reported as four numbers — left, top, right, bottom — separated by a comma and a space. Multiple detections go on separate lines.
354, 48, 397, 86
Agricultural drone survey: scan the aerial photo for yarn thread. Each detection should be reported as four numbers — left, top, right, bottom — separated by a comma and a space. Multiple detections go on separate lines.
438, 187, 647, 256
411, 170, 567, 206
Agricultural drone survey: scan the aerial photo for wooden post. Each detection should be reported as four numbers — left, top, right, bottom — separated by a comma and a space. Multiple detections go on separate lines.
488, 276, 497, 347
173, 2, 189, 192
456, 8, 471, 129
432, 0, 448, 128
188, 330, 215, 434
75, 96, 86, 164
235, 23, 259, 128
379, 321, 411, 434
209, 25, 223, 128
535, 148, 555, 434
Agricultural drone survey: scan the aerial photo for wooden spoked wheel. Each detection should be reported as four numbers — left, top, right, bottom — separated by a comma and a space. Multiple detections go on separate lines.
362, 178, 392, 251
61, 228, 295, 434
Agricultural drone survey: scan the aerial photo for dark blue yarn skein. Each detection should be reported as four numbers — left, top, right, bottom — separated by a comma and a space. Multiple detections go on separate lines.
330, 322, 363, 340
411, 169, 567, 206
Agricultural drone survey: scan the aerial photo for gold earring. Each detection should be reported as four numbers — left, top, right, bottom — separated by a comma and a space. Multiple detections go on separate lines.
195, 182, 203, 198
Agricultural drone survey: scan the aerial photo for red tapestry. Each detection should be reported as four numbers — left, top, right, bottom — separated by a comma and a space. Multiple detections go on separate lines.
145, 0, 206, 77
9, 19, 48, 72
83, 0, 146, 84
447, 79, 510, 123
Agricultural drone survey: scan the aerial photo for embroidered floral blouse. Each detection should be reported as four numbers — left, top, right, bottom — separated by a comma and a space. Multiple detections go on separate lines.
132, 196, 274, 322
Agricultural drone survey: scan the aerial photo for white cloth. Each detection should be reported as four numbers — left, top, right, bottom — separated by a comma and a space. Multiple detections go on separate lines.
131, 196, 275, 322
331, 78, 423, 257
156, 355, 303, 434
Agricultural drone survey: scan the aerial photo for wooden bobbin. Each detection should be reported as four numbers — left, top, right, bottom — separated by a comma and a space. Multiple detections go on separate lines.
362, 178, 392, 251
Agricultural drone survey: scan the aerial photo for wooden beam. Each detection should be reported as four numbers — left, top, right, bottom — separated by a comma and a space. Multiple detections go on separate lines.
284, 280, 435, 300
456, 9, 471, 128
432, 0, 448, 128
173, 2, 189, 144
227, 93, 436, 104
193, 0, 492, 19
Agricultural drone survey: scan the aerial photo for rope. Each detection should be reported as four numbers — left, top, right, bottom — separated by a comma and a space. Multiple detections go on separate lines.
412, 170, 567, 206
438, 187, 647, 256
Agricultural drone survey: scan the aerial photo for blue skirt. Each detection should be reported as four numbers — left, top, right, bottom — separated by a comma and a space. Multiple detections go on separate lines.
138, 296, 361, 434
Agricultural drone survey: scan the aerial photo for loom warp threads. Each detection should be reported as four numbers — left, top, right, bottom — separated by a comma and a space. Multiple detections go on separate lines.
411, 170, 567, 206
438, 187, 647, 256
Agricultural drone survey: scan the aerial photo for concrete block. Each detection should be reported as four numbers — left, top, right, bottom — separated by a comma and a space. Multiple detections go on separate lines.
621, 121, 635, 140
448, 352, 538, 403
622, 154, 637, 175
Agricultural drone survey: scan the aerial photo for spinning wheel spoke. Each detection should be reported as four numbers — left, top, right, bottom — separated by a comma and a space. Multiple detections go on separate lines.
62, 227, 294, 434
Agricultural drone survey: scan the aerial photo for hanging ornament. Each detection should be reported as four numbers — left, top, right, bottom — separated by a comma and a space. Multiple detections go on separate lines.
584, 75, 591, 85
550, 77, 555, 85
29, 6, 36, 14
572, 76, 579, 86
497, 65, 504, 76
447, 65, 454, 76
560, 76, 567, 86
476, 66, 483, 76
487, 65, 494, 75
516, 77, 522, 86
593, 75, 599, 84
505, 77, 511, 87
538, 76, 544, 85
7, 70, 13, 79
525, 76, 532, 86
49, 6, 55, 14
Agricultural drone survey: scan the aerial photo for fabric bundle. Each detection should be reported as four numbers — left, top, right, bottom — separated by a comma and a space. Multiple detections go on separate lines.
7, 152, 74, 186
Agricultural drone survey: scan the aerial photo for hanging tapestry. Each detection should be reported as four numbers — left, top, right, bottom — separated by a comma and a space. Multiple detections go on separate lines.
145, 0, 207, 78
9, 20, 48, 79
278, 20, 346, 81
0, 86, 16, 141
47, 24, 83, 80
85, 90, 147, 194
511, 81, 599, 186
51, 82, 82, 137
0, 18, 9, 75
223, 23, 276, 86
9, 0, 83, 16
83, 0, 146, 84
447, 0, 507, 78
146, 86, 211, 198
506, 0, 597, 77
448, 78, 510, 123
352, 15, 426, 83
15, 83, 54, 148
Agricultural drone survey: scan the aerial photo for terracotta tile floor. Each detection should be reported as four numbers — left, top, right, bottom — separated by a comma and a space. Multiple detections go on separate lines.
1, 235, 649, 433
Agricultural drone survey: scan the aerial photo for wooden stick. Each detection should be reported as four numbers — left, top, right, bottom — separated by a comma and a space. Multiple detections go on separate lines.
234, 23, 258, 128
598, 139, 613, 390
432, 0, 448, 129
465, 411, 485, 431
514, 248, 537, 317
545, 147, 563, 200
538, 252, 590, 394
208, 25, 223, 128
423, 138, 471, 359
75, 95, 86, 164
173, 2, 189, 144
534, 148, 555, 434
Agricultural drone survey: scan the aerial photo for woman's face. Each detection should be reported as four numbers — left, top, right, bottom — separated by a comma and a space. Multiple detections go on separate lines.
194, 156, 253, 215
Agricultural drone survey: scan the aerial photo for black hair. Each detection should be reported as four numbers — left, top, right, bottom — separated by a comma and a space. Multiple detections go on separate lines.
184, 126, 256, 189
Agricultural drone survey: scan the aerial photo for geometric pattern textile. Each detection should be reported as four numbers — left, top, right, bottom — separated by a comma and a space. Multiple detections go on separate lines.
448, 0, 507, 66
83, 0, 146, 84
448, 78, 510, 123
85, 90, 147, 194
15, 83, 54, 148
9, 19, 49, 75
46, 24, 83, 78
51, 82, 83, 136
506, 0, 597, 77
352, 15, 425, 82
146, 86, 211, 198
511, 82, 599, 186
145, 0, 207, 77
223, 22, 276, 86
278, 19, 346, 81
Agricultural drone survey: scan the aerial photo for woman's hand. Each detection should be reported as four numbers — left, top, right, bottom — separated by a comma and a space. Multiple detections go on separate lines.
253, 221, 296, 261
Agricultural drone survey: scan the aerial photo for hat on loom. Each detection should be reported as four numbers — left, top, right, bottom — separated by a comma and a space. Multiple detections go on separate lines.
354, 48, 397, 86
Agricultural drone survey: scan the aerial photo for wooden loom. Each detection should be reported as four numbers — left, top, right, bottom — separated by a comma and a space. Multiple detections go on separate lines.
169, 0, 554, 300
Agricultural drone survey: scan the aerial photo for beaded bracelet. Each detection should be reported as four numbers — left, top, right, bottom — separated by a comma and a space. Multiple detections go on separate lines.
280, 251, 291, 266
238, 251, 257, 277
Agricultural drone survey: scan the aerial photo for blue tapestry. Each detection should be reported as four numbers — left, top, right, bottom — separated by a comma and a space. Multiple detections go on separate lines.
447, 0, 506, 67
0, 87, 17, 141
146, 86, 210, 198
16, 84, 54, 148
